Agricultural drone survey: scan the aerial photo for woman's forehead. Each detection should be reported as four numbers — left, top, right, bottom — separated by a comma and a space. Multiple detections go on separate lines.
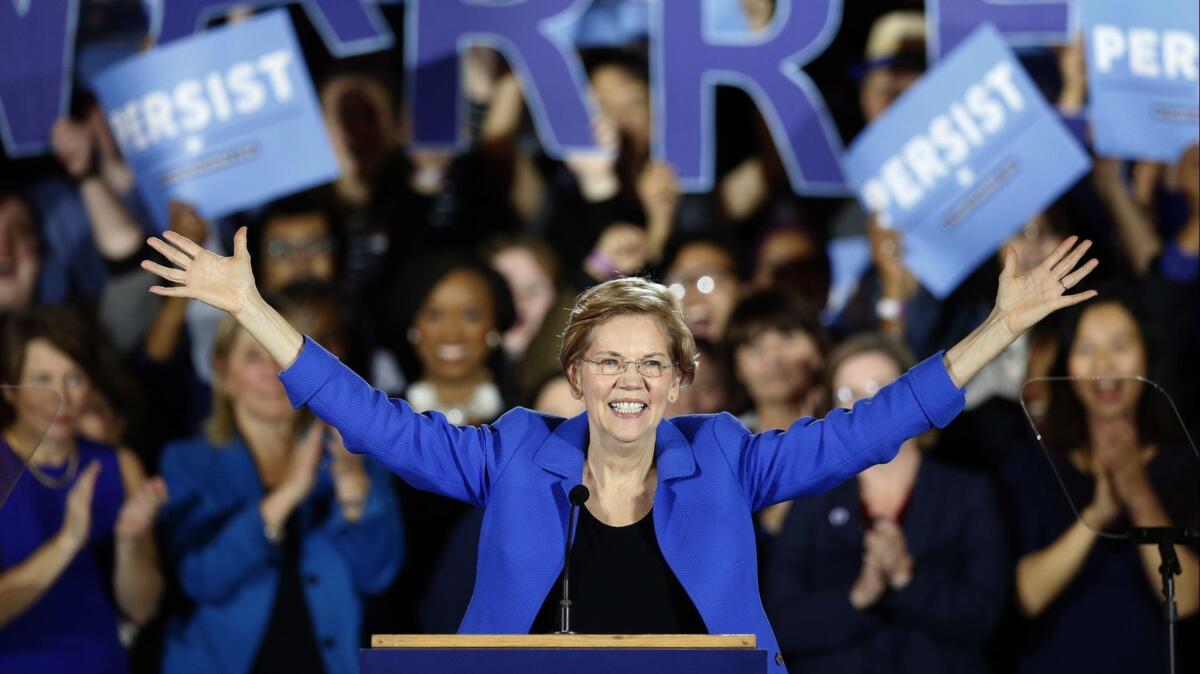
588, 315, 670, 355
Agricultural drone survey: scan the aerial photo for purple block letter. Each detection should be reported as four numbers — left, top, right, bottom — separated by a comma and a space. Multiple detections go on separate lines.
152, 0, 393, 56
406, 0, 594, 154
0, 0, 80, 157
654, 0, 847, 194
929, 0, 1072, 60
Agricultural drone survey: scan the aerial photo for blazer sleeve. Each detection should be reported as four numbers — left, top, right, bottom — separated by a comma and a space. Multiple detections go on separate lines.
711, 352, 964, 511
324, 458, 405, 595
279, 337, 528, 507
158, 442, 275, 604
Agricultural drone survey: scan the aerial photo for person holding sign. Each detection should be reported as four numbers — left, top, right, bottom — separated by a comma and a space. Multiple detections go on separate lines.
140, 224, 1096, 673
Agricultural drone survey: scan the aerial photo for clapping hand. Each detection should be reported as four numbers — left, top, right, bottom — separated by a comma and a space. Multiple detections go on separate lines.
58, 461, 102, 554
115, 477, 168, 542
864, 520, 914, 590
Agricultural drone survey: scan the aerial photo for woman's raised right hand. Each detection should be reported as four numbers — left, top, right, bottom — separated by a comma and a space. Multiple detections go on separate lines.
141, 202, 259, 317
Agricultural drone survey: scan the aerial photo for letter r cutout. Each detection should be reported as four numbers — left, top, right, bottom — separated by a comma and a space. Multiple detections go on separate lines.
406, 0, 595, 155
653, 0, 848, 194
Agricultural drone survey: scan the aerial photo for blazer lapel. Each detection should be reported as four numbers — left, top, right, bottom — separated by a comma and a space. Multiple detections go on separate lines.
532, 412, 590, 534
651, 418, 699, 543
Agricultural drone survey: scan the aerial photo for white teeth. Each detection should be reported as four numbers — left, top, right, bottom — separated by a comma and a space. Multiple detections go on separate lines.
436, 344, 466, 360
609, 401, 646, 414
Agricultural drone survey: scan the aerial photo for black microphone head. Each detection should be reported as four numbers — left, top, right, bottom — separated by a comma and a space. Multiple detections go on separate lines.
569, 484, 590, 506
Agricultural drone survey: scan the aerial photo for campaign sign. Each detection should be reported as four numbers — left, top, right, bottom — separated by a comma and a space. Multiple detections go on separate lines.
90, 11, 337, 228
1083, 0, 1200, 161
926, 0, 1072, 62
843, 25, 1089, 298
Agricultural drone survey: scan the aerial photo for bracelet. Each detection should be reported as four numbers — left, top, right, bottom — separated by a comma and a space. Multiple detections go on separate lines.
263, 522, 283, 545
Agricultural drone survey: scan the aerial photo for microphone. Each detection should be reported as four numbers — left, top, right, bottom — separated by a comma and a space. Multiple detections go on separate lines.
556, 484, 590, 634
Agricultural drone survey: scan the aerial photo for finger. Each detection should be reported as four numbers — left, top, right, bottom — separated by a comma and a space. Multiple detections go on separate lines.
141, 260, 187, 284
1001, 245, 1018, 279
236, 225, 253, 260
147, 236, 194, 269
149, 285, 192, 298
73, 461, 102, 500
233, 226, 250, 260
1060, 258, 1099, 289
148, 476, 169, 503
1054, 289, 1099, 309
300, 421, 327, 455
1050, 239, 1092, 280
162, 229, 205, 257
1038, 235, 1079, 272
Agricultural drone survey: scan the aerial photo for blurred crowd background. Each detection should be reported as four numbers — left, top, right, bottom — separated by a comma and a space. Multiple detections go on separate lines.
1, 1, 1197, 673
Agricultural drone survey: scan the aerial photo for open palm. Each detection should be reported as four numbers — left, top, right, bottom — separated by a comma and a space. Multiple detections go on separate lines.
141, 221, 259, 316
996, 235, 1099, 335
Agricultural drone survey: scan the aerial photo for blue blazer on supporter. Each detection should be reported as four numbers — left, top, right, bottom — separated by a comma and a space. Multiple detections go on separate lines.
158, 434, 403, 674
280, 337, 965, 674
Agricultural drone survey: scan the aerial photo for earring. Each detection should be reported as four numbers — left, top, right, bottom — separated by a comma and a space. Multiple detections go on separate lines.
407, 327, 422, 345
486, 331, 502, 349
668, 394, 677, 403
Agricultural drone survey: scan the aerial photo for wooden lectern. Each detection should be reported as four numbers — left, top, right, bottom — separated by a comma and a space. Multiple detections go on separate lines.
362, 634, 768, 673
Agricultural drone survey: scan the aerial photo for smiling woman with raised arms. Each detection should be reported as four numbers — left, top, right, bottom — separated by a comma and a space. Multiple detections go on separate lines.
142, 226, 1097, 673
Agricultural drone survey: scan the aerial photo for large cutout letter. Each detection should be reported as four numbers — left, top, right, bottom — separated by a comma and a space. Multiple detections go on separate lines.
654, 0, 847, 194
928, 0, 1072, 60
0, 0, 80, 157
406, 0, 594, 154
150, 0, 392, 56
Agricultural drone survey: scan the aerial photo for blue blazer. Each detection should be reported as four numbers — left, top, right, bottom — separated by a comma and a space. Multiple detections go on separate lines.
281, 337, 965, 673
764, 457, 1009, 673
158, 434, 404, 674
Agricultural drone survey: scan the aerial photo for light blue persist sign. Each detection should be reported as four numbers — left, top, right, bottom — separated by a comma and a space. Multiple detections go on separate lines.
91, 10, 338, 229
1083, 0, 1200, 161
842, 24, 1090, 298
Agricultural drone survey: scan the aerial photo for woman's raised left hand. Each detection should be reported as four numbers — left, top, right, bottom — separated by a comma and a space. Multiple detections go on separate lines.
995, 235, 1099, 336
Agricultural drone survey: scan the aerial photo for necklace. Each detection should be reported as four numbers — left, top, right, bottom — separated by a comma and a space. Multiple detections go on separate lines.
4, 430, 80, 490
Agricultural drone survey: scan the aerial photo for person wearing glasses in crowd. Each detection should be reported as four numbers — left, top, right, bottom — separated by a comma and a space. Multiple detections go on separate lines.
0, 308, 165, 674
141, 222, 1098, 673
765, 334, 1008, 674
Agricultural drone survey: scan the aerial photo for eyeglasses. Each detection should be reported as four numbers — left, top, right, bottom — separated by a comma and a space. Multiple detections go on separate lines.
579, 355, 673, 378
666, 269, 733, 300
265, 237, 337, 259
835, 380, 882, 405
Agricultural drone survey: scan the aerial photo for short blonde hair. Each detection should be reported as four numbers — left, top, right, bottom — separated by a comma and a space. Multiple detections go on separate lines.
559, 277, 698, 392
204, 314, 245, 445
205, 311, 310, 445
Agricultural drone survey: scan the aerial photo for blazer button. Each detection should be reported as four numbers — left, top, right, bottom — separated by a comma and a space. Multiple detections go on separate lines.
321, 637, 335, 649
305, 574, 320, 586
775, 652, 784, 666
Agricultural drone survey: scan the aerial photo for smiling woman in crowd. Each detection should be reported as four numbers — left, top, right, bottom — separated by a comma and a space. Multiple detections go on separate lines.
142, 224, 1097, 673
1005, 288, 1198, 674
0, 307, 164, 674
765, 333, 1008, 674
